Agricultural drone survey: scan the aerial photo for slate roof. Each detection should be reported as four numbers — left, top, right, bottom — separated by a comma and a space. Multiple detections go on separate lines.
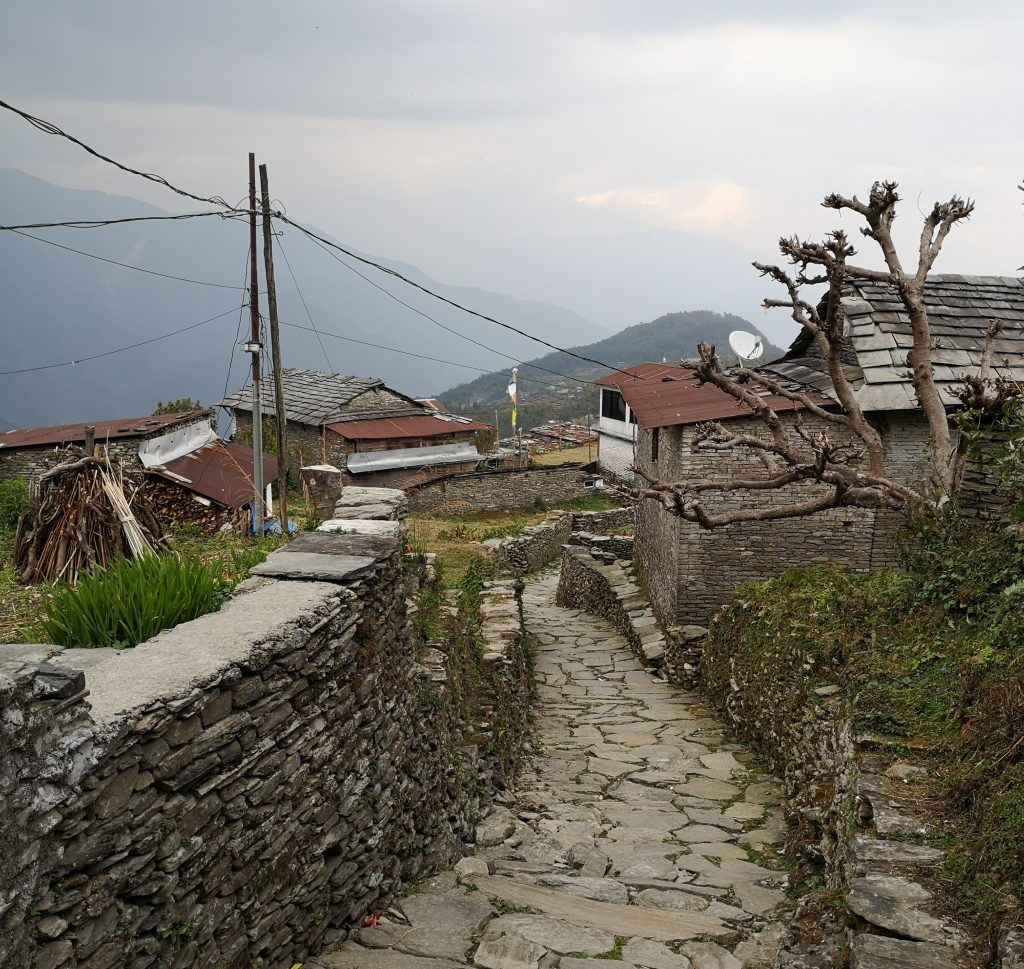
764, 274, 1024, 411
219, 369, 385, 425
0, 411, 207, 450
598, 363, 833, 430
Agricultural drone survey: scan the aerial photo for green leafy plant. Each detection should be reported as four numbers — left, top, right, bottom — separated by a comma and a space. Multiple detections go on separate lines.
41, 553, 236, 648
0, 478, 28, 531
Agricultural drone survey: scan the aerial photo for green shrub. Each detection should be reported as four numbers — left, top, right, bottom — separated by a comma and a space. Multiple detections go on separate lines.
0, 478, 28, 531
41, 553, 234, 649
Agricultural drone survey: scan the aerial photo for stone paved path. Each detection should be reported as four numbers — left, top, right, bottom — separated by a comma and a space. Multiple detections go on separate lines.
313, 571, 792, 969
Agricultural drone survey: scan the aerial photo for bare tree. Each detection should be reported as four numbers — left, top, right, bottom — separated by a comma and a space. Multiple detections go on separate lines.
629, 181, 1007, 529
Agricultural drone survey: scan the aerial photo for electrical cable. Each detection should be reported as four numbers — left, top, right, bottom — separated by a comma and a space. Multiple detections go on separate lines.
7, 228, 249, 290
0, 212, 237, 231
0, 98, 244, 213
1, 98, 637, 381
295, 227, 594, 387
0, 306, 242, 376
273, 232, 335, 374
276, 318, 590, 389
275, 213, 644, 380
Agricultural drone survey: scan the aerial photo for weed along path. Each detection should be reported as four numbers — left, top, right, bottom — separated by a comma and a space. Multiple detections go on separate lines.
312, 571, 792, 969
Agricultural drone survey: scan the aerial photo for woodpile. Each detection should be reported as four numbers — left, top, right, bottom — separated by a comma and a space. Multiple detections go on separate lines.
14, 449, 168, 585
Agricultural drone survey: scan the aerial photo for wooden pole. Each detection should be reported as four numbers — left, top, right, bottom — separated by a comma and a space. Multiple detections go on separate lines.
248, 153, 264, 534
259, 164, 289, 536
83, 425, 95, 458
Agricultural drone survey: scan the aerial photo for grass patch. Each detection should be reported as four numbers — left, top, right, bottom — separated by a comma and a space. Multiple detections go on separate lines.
530, 444, 595, 466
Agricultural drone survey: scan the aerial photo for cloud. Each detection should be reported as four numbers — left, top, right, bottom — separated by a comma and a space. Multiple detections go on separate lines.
574, 180, 748, 231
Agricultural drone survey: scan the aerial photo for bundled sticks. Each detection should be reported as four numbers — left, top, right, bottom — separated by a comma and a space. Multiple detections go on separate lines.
14, 448, 167, 585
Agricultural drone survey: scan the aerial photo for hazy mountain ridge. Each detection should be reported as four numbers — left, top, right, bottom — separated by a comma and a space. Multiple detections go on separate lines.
0, 170, 607, 429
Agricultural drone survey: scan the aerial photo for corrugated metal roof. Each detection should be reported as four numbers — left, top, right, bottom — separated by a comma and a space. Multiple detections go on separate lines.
327, 413, 492, 441
219, 368, 384, 425
150, 440, 276, 509
346, 441, 481, 473
0, 411, 207, 450
763, 274, 1024, 410
601, 363, 832, 429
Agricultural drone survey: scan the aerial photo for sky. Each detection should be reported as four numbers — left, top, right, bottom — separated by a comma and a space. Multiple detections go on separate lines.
2, 0, 1024, 347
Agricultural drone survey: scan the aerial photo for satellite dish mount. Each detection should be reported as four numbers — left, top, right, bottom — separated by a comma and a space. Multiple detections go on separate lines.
728, 331, 764, 364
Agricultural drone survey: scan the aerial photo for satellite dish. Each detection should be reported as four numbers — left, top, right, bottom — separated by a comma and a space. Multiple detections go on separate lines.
728, 331, 764, 363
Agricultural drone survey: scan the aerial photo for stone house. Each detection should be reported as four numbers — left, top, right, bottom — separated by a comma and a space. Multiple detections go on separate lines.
220, 368, 491, 488
0, 410, 211, 481
621, 274, 1024, 626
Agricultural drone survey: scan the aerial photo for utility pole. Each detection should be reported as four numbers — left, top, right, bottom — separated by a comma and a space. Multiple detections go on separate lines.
259, 163, 289, 536
247, 153, 264, 534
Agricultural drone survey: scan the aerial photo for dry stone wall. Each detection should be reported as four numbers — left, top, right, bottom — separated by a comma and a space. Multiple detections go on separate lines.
407, 464, 599, 514
489, 507, 634, 576
555, 545, 668, 672
1, 508, 532, 968
700, 612, 975, 967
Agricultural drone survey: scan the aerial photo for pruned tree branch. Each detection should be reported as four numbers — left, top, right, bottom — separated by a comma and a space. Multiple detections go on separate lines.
620, 179, 1012, 529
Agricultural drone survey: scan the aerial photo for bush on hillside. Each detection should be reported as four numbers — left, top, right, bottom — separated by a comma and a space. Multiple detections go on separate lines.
0, 478, 28, 531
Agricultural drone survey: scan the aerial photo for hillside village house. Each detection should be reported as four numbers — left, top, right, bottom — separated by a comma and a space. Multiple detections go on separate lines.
0, 409, 275, 528
613, 274, 1024, 626
0, 410, 211, 481
220, 368, 492, 489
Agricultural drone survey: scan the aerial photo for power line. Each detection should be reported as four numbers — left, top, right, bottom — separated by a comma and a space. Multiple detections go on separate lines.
0, 212, 235, 231
294, 227, 593, 387
8, 228, 249, 290
0, 305, 242, 376
0, 98, 244, 213
273, 232, 335, 374
275, 213, 643, 380
1, 98, 636, 380
277, 318, 593, 390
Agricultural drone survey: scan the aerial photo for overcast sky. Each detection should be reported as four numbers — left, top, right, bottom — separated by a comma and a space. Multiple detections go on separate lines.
3, 0, 1023, 344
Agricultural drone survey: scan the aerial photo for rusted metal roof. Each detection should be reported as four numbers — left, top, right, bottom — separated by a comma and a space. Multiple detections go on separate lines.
600, 363, 832, 429
415, 397, 449, 414
326, 413, 492, 441
0, 411, 208, 451
150, 440, 276, 509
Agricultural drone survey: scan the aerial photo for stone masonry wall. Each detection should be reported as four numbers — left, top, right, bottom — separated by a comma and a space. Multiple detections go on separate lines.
407, 464, 598, 514
556, 545, 668, 672
490, 507, 635, 575
633, 413, 934, 625
0, 416, 208, 483
0, 523, 532, 969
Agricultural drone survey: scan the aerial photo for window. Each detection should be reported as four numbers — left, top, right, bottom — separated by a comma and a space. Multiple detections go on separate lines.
651, 427, 659, 462
601, 388, 627, 422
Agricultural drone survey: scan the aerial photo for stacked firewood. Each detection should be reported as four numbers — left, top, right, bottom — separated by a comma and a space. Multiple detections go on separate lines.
14, 449, 167, 585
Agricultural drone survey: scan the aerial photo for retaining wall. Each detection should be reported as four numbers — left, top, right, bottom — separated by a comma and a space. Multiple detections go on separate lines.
491, 507, 634, 575
407, 464, 599, 514
555, 545, 668, 671
0, 525, 531, 969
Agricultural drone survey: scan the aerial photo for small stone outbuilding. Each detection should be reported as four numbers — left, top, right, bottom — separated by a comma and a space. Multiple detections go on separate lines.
0, 410, 210, 481
220, 368, 491, 488
621, 274, 1024, 625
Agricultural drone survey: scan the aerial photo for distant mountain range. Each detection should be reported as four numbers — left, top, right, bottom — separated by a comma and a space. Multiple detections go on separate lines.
439, 310, 784, 433
0, 170, 609, 429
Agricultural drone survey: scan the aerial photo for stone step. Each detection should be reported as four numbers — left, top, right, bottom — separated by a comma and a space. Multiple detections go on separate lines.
463, 874, 728, 942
